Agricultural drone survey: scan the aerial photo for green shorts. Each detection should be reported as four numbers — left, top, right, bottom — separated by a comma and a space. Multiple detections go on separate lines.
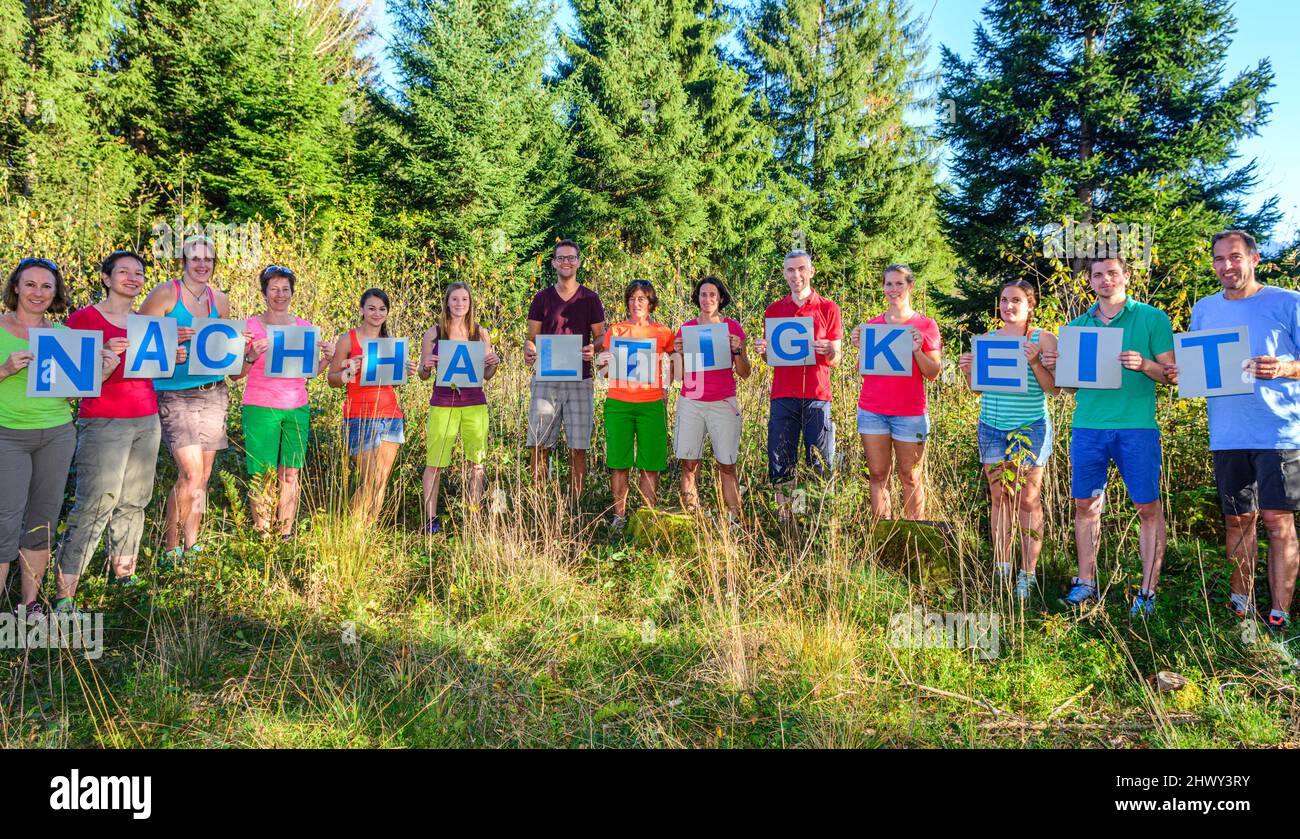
242, 404, 310, 475
426, 404, 489, 468
604, 398, 667, 472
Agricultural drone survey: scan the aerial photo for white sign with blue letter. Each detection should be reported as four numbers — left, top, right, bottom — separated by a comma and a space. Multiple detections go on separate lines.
857, 324, 913, 377
765, 317, 815, 367
1055, 326, 1123, 389
681, 323, 731, 374
536, 334, 583, 381
360, 337, 409, 386
609, 336, 657, 385
125, 314, 178, 379
1173, 326, 1253, 399
26, 328, 102, 398
970, 334, 1028, 394
436, 340, 486, 388
187, 318, 246, 377
264, 325, 322, 379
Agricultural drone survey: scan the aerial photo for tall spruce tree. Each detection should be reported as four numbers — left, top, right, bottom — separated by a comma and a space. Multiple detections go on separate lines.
558, 0, 708, 258
364, 0, 562, 272
109, 0, 365, 224
938, 0, 1278, 329
742, 0, 948, 300
0, 0, 138, 236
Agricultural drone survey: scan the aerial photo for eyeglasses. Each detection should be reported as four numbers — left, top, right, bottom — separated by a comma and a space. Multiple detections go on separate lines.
553, 255, 579, 263
17, 257, 60, 274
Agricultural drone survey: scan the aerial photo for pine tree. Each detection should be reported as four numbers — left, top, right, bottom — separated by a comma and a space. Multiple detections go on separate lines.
109, 0, 365, 224
558, 0, 708, 258
937, 0, 1277, 330
364, 0, 562, 273
0, 0, 138, 238
742, 0, 949, 302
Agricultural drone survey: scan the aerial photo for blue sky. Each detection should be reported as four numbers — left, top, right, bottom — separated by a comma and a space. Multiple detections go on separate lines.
361, 0, 1298, 247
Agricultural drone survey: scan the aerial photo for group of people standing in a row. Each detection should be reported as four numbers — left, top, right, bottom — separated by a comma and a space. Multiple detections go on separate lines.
1, 231, 1298, 635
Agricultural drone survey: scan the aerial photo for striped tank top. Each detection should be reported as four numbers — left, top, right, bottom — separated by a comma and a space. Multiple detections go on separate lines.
979, 329, 1047, 429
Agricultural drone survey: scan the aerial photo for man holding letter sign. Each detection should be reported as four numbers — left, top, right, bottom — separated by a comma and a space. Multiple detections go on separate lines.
753, 250, 842, 524
234, 266, 335, 538
524, 240, 606, 500
1166, 230, 1300, 635
853, 264, 941, 520
137, 234, 252, 563
673, 276, 749, 524
1042, 256, 1175, 616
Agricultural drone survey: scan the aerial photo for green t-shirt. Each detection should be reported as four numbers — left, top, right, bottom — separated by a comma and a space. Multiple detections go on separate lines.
1067, 298, 1174, 430
0, 322, 73, 430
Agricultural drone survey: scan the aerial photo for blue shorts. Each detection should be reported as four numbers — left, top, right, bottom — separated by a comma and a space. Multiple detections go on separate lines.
856, 408, 930, 442
1069, 427, 1161, 504
346, 417, 406, 456
767, 398, 834, 483
978, 418, 1052, 468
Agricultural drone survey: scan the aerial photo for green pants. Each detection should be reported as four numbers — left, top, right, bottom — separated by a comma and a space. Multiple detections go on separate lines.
604, 398, 667, 472
243, 404, 311, 475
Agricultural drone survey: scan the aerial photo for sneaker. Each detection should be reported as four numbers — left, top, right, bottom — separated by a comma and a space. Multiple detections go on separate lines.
52, 597, 82, 618
610, 514, 627, 533
1130, 591, 1156, 618
111, 574, 147, 590
1228, 591, 1250, 618
727, 513, 743, 533
16, 600, 45, 625
422, 519, 442, 536
158, 546, 185, 571
1014, 570, 1036, 601
1059, 578, 1099, 608
1266, 613, 1290, 637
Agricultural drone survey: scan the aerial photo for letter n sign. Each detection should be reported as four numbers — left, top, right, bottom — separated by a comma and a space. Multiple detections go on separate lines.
26, 328, 102, 398
970, 335, 1027, 394
1173, 326, 1253, 398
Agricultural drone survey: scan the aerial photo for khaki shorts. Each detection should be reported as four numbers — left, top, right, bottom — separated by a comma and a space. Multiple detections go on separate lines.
158, 381, 230, 453
673, 397, 741, 465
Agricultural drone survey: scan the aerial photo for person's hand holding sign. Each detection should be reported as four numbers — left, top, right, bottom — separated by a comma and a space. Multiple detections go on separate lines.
343, 353, 363, 383
420, 346, 438, 378
177, 326, 195, 344
319, 339, 335, 366
1024, 339, 1043, 367
0, 350, 33, 379
596, 349, 612, 373
957, 351, 973, 374
406, 355, 420, 379
485, 349, 501, 371
1161, 361, 1179, 385
813, 338, 833, 356
1248, 356, 1297, 380
581, 342, 596, 363
1040, 347, 1058, 370
246, 337, 269, 363
100, 346, 121, 378
1119, 350, 1147, 372
106, 336, 130, 356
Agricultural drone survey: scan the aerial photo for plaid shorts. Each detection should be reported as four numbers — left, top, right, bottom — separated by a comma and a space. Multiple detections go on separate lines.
527, 378, 595, 450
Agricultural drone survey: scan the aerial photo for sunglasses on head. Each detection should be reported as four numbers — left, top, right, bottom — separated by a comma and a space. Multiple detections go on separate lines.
17, 257, 60, 274
629, 279, 653, 289
262, 265, 295, 279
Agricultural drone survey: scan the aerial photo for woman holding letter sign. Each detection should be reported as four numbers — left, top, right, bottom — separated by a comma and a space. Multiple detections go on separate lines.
234, 265, 335, 539
672, 276, 749, 525
0, 258, 118, 620
328, 287, 418, 522
137, 234, 250, 566
417, 282, 500, 535
850, 264, 941, 520
597, 280, 675, 532
957, 280, 1058, 600
54, 252, 186, 610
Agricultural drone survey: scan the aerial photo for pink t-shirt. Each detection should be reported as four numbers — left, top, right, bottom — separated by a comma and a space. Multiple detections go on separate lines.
66, 306, 159, 419
677, 318, 746, 402
242, 315, 313, 410
766, 292, 843, 401
857, 313, 940, 416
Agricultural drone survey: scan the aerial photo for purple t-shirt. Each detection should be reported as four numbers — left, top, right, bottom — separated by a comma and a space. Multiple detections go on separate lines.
677, 318, 746, 401
428, 324, 488, 408
527, 284, 605, 379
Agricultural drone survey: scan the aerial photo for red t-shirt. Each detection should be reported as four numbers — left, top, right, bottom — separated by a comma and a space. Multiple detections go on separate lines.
857, 313, 940, 416
66, 305, 159, 419
765, 292, 843, 402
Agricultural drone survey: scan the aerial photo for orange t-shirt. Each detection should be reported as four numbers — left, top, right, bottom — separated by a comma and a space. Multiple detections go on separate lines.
602, 321, 675, 403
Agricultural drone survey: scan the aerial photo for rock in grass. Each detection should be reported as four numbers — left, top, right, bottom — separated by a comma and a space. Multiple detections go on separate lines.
1150, 671, 1204, 711
867, 519, 974, 590
627, 508, 698, 555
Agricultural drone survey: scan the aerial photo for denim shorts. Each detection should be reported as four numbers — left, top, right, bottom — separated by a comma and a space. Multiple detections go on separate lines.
1069, 427, 1161, 504
977, 418, 1052, 468
345, 417, 405, 455
856, 408, 930, 443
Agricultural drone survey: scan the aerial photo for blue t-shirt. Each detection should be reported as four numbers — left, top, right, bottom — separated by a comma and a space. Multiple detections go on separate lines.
1189, 284, 1300, 450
